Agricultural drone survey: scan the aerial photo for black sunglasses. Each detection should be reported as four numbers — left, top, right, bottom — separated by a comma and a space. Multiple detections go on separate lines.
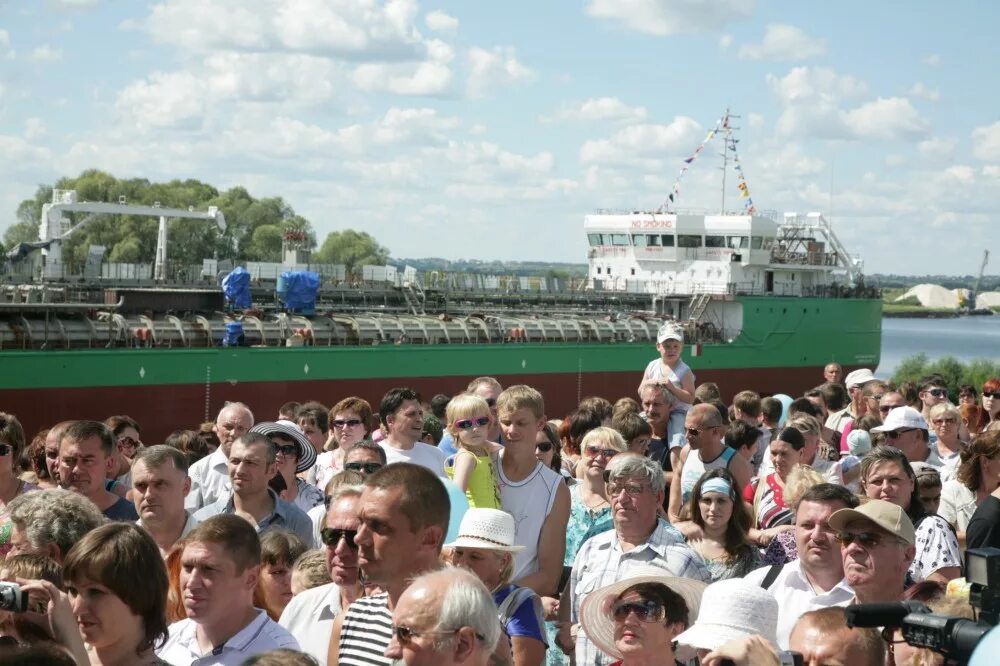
0, 444, 11, 457
536, 441, 553, 453
886, 428, 917, 439
320, 528, 358, 549
345, 461, 383, 474
274, 444, 299, 457
332, 418, 364, 429
984, 392, 1000, 399
927, 388, 947, 398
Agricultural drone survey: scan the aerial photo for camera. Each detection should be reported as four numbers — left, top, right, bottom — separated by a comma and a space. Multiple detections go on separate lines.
0, 581, 27, 613
845, 547, 1000, 663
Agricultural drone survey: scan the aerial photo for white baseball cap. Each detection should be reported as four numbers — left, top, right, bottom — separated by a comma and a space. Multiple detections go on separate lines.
844, 368, 876, 389
657, 323, 683, 344
872, 406, 929, 433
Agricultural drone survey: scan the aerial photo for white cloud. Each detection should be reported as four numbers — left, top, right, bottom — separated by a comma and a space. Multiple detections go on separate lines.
28, 44, 63, 62
584, 0, 755, 36
917, 137, 954, 161
545, 97, 648, 124
972, 121, 1000, 161
738, 24, 826, 61
842, 97, 929, 140
0, 135, 53, 173
766, 67, 867, 106
748, 112, 765, 131
466, 46, 536, 99
719, 34, 733, 51
354, 60, 453, 96
907, 82, 940, 102
23, 118, 46, 140
115, 70, 208, 130
425, 10, 458, 32
579, 116, 703, 165
923, 53, 941, 66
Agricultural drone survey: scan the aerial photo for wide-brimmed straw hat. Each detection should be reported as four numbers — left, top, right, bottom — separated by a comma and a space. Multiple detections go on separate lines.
249, 420, 317, 473
445, 508, 524, 552
674, 578, 778, 652
579, 565, 707, 660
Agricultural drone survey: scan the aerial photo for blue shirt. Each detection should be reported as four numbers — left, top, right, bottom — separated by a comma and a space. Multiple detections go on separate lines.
494, 584, 546, 644
193, 488, 315, 547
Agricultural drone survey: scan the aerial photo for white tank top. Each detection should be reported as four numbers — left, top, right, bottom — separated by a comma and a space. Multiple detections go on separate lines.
497, 453, 562, 582
642, 358, 694, 413
680, 446, 737, 505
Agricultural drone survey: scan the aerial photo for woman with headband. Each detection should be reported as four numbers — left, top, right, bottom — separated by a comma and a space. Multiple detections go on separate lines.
681, 468, 760, 582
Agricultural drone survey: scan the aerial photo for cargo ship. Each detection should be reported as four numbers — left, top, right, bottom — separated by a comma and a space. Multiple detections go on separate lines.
0, 117, 881, 441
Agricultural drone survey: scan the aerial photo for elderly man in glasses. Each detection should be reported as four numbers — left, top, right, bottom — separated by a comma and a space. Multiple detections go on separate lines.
559, 453, 710, 666
385, 568, 501, 666
828, 499, 916, 604
280, 482, 365, 665
871, 407, 941, 469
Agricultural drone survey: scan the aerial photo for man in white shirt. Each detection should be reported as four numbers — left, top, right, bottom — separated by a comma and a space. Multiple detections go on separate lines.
744, 484, 859, 649
377, 388, 446, 476
280, 484, 364, 665
158, 514, 298, 664
187, 402, 254, 511
132, 445, 199, 558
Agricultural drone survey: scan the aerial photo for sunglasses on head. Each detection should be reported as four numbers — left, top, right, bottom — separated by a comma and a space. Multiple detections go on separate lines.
332, 418, 364, 429
612, 599, 667, 623
536, 441, 553, 452
886, 428, 917, 439
344, 461, 383, 475
453, 416, 490, 430
320, 528, 358, 549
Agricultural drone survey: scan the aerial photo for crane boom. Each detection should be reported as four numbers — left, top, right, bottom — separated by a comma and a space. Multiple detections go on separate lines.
968, 249, 990, 312
39, 190, 226, 280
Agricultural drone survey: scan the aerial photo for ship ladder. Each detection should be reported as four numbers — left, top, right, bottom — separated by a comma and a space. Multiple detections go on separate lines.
687, 293, 712, 322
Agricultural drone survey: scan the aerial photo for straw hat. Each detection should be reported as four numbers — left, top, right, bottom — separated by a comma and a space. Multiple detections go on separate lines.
249, 420, 317, 473
445, 508, 524, 552
674, 578, 778, 652
579, 565, 707, 660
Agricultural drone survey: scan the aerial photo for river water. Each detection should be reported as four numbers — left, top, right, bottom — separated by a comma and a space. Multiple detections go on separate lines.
876, 315, 1000, 378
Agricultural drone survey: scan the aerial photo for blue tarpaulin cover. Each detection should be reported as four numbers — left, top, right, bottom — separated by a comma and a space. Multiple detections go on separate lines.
222, 266, 252, 309
279, 271, 320, 310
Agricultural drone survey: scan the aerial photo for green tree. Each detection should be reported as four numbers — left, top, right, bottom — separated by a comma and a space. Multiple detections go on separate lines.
892, 354, 1000, 402
313, 230, 390, 273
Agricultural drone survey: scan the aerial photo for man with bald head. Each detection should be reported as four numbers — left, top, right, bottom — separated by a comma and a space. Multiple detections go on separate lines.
384, 568, 501, 666
186, 401, 254, 510
668, 403, 751, 532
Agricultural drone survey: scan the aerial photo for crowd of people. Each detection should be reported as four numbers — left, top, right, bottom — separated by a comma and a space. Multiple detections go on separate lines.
1, 323, 1000, 665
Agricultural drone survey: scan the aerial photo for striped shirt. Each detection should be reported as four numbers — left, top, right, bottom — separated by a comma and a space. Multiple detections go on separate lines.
339, 592, 393, 666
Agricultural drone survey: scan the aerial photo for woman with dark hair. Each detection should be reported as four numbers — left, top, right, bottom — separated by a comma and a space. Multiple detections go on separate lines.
258, 530, 308, 620
104, 416, 142, 487
0, 412, 39, 558
20, 521, 171, 665
560, 408, 604, 480
983, 378, 1000, 427
534, 422, 567, 482
22, 430, 57, 489
743, 427, 805, 545
860, 445, 961, 583
683, 468, 760, 581
940, 430, 1000, 545
313, 397, 374, 489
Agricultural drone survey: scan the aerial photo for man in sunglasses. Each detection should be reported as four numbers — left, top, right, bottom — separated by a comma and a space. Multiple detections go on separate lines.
871, 407, 939, 468
826, 368, 876, 437
384, 568, 500, 666
438, 377, 505, 457
378, 388, 447, 477
281, 484, 364, 665
917, 376, 950, 421
343, 441, 387, 476
828, 499, 916, 603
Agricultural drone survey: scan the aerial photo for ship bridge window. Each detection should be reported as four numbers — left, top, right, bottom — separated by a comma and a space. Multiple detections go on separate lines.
611, 234, 630, 246
678, 234, 702, 248
705, 235, 726, 248
588, 233, 605, 247
728, 236, 748, 249
750, 236, 763, 249
661, 234, 675, 247
632, 234, 647, 247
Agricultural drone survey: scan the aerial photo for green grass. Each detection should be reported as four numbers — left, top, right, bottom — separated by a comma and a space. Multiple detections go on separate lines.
882, 303, 957, 315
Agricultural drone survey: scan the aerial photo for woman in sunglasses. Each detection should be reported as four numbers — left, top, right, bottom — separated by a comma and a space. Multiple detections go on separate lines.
983, 378, 1000, 428
579, 566, 705, 666
0, 412, 39, 558
682, 468, 759, 582
859, 446, 961, 583
313, 397, 374, 490
445, 394, 503, 509
534, 422, 567, 483
928, 404, 964, 478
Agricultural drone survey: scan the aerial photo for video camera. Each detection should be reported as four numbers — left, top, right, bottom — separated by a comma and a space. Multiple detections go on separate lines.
845, 547, 1000, 663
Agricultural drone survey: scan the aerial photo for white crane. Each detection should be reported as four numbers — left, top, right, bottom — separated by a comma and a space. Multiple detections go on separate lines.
39, 189, 226, 280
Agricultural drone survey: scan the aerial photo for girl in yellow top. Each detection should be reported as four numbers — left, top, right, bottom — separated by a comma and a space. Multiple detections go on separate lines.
445, 393, 503, 509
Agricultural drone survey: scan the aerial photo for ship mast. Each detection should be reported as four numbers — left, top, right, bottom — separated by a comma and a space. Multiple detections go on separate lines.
718, 109, 740, 215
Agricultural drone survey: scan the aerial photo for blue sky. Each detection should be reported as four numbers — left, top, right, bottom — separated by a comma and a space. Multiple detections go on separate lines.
1, 0, 998, 276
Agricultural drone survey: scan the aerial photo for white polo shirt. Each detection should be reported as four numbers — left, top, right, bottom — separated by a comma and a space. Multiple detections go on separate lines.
158, 609, 299, 665
279, 583, 342, 665
743, 559, 855, 649
186, 448, 231, 511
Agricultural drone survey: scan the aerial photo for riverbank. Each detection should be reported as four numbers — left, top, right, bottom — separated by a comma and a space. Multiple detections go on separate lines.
876, 315, 1000, 378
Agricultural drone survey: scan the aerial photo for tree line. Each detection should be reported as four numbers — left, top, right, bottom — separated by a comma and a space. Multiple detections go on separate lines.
2, 170, 390, 273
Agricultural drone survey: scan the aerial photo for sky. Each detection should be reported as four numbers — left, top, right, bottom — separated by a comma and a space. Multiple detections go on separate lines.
1, 0, 998, 276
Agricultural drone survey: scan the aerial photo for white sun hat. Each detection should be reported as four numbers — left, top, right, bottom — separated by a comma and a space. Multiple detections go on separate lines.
674, 578, 778, 652
871, 406, 929, 433
656, 322, 684, 344
579, 564, 707, 660
445, 508, 524, 552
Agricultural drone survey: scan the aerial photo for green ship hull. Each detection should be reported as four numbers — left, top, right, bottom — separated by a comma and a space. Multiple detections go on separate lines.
0, 295, 881, 440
